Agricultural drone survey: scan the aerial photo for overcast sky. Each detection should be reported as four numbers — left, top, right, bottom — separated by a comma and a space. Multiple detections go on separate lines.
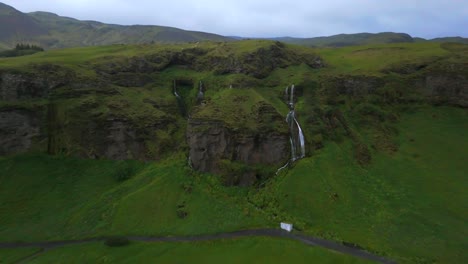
3, 0, 468, 38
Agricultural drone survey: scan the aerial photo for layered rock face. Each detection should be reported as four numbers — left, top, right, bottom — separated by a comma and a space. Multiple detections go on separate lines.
0, 65, 74, 101
64, 117, 152, 160
425, 75, 468, 107
186, 97, 290, 185
0, 110, 41, 155
187, 120, 289, 170
320, 72, 467, 107
321, 75, 385, 97
1, 40, 466, 186
187, 119, 289, 185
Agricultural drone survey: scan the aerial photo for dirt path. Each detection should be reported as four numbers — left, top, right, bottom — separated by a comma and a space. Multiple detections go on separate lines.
0, 229, 396, 264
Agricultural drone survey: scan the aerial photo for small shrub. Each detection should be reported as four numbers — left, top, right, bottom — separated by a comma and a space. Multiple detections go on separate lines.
355, 142, 372, 166
177, 209, 188, 219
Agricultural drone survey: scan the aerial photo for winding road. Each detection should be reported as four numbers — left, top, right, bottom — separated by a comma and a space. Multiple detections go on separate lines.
1, 229, 396, 264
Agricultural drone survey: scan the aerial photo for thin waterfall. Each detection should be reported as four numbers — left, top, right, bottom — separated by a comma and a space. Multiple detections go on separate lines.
173, 80, 187, 117
197, 81, 204, 103
290, 85, 294, 106
286, 110, 297, 161
188, 156, 193, 169
276, 84, 306, 174
173, 80, 180, 98
199, 81, 204, 97
295, 118, 306, 158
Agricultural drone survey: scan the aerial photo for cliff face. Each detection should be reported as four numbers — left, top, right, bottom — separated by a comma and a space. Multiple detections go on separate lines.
425, 70, 468, 107
0, 66, 75, 101
0, 109, 41, 155
187, 119, 289, 185
320, 75, 385, 97
186, 94, 290, 185
0, 40, 467, 185
319, 66, 467, 107
95, 41, 324, 80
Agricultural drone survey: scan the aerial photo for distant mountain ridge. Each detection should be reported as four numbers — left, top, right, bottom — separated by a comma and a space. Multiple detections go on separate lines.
0, 2, 467, 50
271, 32, 414, 47
269, 33, 468, 47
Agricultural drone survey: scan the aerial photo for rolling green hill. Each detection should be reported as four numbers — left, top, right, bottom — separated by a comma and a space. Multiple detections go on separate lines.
273, 32, 468, 47
0, 2, 232, 49
2, 2, 467, 51
273, 32, 415, 47
0, 40, 467, 263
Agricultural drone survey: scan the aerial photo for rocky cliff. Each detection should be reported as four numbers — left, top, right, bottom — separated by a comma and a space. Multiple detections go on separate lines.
0, 40, 466, 185
187, 119, 289, 185
0, 109, 42, 155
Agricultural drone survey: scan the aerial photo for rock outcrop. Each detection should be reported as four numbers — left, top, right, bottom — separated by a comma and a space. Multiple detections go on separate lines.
0, 110, 41, 155
0, 65, 75, 100
320, 75, 385, 97
187, 119, 289, 185
425, 75, 468, 107
95, 42, 324, 80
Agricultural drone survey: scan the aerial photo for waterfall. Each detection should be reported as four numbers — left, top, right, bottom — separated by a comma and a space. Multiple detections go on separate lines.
173, 80, 181, 98
295, 118, 306, 158
199, 81, 204, 96
173, 80, 187, 117
290, 85, 294, 106
188, 156, 193, 169
276, 84, 306, 174
197, 81, 204, 103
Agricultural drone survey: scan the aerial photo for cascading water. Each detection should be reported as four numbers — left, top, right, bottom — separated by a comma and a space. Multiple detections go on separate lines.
197, 81, 205, 103
173, 80, 181, 98
276, 84, 306, 174
173, 80, 187, 117
295, 118, 306, 158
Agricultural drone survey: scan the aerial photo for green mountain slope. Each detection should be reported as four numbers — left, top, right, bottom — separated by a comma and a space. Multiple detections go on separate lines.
273, 32, 415, 47
0, 2, 46, 40
0, 3, 232, 49
272, 32, 468, 47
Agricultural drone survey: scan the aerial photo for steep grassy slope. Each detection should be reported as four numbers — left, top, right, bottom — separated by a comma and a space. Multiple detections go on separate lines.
0, 154, 269, 242
0, 106, 465, 263
267, 106, 468, 263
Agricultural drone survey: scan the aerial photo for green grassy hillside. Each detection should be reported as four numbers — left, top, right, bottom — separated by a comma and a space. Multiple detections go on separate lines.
274, 33, 468, 48
0, 154, 270, 242
272, 106, 468, 263
275, 32, 414, 47
0, 106, 466, 263
0, 40, 467, 263
0, 3, 232, 50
